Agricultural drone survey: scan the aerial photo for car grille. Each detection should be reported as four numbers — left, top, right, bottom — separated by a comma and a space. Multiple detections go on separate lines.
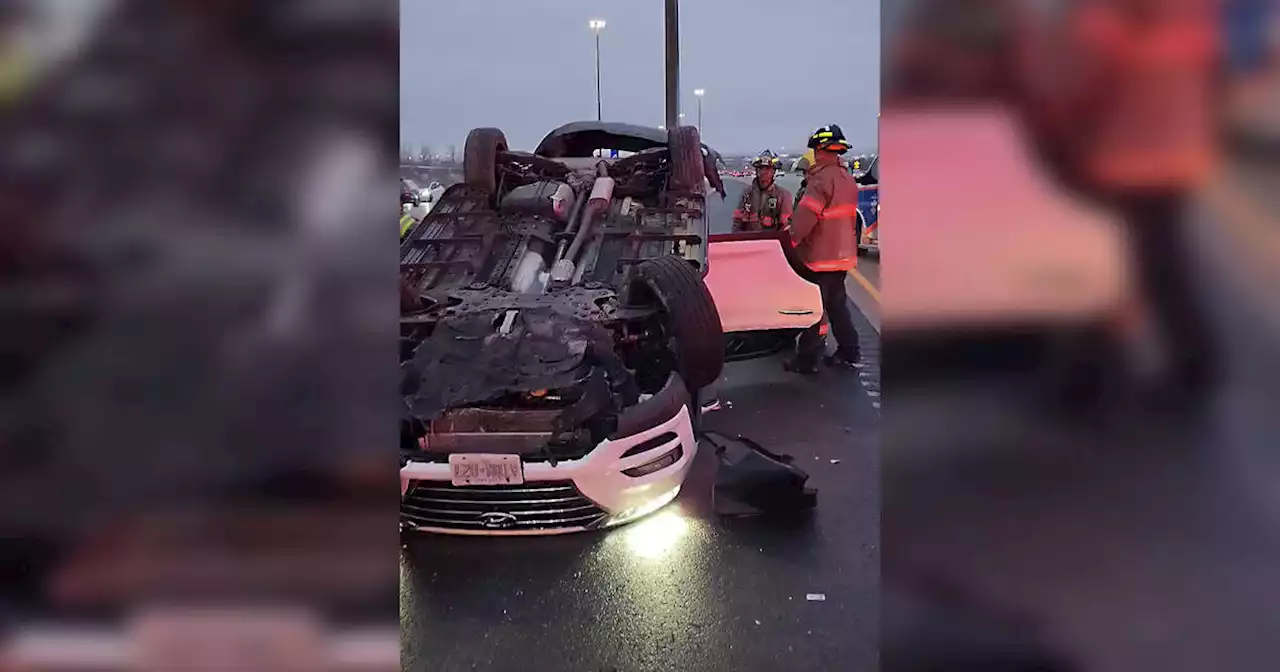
401, 480, 608, 531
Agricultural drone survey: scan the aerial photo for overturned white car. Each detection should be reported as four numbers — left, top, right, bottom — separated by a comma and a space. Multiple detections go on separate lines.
399, 122, 822, 534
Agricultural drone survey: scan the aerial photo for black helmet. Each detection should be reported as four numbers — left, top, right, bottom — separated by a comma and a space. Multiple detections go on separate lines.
751, 149, 780, 169
806, 125, 851, 154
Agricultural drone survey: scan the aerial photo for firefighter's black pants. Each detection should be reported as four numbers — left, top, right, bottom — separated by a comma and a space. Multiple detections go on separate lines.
1120, 193, 1220, 394
796, 271, 861, 365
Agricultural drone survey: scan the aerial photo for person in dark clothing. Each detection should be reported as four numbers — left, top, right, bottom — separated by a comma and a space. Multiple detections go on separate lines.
793, 271, 862, 372
1113, 193, 1220, 400
1014, 0, 1223, 404
784, 124, 864, 373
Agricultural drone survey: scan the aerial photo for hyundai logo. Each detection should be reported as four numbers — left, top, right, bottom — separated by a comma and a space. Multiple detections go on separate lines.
479, 512, 518, 529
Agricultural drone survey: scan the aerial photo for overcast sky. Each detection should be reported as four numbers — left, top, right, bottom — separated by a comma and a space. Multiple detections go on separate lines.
400, 0, 879, 155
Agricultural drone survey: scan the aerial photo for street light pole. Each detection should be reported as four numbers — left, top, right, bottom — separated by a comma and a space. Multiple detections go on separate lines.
589, 20, 606, 122
664, 0, 679, 130
693, 88, 704, 136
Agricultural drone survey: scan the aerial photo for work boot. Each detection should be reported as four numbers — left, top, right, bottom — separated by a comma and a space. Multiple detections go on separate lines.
824, 351, 860, 370
783, 357, 820, 375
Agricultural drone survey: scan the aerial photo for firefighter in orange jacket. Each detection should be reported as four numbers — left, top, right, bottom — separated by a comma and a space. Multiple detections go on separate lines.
785, 124, 863, 373
1019, 0, 1222, 403
733, 150, 793, 232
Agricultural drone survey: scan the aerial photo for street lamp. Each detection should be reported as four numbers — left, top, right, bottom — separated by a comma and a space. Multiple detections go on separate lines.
664, 0, 679, 130
693, 88, 704, 136
589, 19, 606, 121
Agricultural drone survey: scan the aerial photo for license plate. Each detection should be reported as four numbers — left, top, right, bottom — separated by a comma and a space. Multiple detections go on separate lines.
132, 608, 321, 672
449, 454, 524, 486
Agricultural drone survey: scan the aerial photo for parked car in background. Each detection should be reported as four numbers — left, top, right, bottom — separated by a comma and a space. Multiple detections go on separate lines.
852, 154, 879, 254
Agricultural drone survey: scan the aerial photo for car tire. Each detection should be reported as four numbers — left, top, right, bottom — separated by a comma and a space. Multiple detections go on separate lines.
667, 126, 704, 194
631, 255, 725, 391
463, 127, 507, 198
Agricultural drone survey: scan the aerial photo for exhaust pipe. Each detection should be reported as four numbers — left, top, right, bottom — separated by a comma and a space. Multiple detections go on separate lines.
553, 176, 615, 281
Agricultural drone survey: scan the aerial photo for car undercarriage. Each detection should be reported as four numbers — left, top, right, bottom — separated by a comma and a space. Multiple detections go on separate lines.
400, 124, 724, 494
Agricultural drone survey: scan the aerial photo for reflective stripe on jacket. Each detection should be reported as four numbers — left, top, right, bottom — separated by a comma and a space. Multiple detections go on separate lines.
1075, 1, 1218, 189
788, 159, 859, 272
1020, 0, 1220, 191
733, 179, 794, 232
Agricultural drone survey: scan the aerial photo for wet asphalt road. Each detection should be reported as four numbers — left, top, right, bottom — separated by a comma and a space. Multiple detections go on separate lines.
400, 178, 880, 672
881, 175, 1280, 670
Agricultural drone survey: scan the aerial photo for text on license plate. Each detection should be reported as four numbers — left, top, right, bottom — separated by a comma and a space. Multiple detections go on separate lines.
449, 454, 524, 486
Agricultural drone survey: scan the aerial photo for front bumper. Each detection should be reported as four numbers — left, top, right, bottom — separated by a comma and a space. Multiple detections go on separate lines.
400, 404, 696, 535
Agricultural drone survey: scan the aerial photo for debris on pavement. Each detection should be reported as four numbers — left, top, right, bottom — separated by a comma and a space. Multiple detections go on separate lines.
830, 459, 841, 465
705, 431, 818, 517
806, 593, 827, 602
700, 398, 735, 412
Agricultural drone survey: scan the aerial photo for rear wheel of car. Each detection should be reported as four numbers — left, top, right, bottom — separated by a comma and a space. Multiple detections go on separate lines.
667, 126, 704, 194
463, 127, 507, 199
631, 255, 724, 391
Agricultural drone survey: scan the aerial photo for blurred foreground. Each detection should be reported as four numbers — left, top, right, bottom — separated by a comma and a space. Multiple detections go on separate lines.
0, 1, 399, 669
882, 0, 1280, 670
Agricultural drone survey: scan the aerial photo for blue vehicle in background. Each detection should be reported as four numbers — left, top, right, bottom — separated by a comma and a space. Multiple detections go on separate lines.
850, 154, 879, 255
1223, 0, 1279, 152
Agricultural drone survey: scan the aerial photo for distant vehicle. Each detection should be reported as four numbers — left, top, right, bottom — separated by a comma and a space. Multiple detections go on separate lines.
403, 179, 446, 209
857, 184, 879, 255
851, 155, 879, 255
400, 180, 448, 238
849, 154, 877, 182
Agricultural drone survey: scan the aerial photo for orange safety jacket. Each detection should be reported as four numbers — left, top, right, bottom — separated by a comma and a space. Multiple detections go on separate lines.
732, 179, 794, 232
788, 159, 860, 272
1020, 0, 1220, 191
